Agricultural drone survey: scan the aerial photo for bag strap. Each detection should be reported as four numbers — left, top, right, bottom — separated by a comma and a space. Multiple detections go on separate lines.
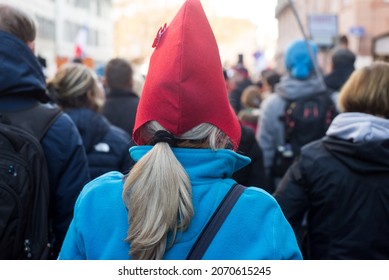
283, 100, 296, 145
3, 103, 62, 140
186, 183, 246, 260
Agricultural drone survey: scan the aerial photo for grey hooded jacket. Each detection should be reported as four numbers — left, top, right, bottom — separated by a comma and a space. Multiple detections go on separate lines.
256, 74, 326, 182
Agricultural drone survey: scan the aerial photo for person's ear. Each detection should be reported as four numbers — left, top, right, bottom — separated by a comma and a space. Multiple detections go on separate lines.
27, 41, 35, 52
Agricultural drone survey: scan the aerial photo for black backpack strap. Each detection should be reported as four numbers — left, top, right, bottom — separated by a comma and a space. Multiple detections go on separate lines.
4, 103, 62, 140
186, 183, 246, 260
283, 100, 296, 145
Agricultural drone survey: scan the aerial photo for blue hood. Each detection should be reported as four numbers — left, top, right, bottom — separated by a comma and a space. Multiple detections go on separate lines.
130, 146, 251, 182
0, 30, 49, 102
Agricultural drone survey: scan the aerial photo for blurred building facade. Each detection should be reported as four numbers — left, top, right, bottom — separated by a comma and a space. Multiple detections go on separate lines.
0, 0, 114, 77
276, 0, 389, 72
3, 0, 274, 79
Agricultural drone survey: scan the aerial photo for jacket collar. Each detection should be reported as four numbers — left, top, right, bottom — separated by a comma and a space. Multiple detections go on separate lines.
129, 146, 250, 183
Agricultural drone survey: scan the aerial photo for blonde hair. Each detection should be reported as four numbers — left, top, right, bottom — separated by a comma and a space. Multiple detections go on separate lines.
122, 121, 233, 260
241, 85, 262, 108
0, 4, 36, 43
48, 63, 104, 111
338, 61, 389, 118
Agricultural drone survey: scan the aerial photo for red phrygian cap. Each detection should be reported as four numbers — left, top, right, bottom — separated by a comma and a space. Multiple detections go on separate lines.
133, 0, 241, 149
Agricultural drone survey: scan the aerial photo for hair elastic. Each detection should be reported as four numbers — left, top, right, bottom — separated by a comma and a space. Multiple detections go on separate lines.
150, 130, 177, 147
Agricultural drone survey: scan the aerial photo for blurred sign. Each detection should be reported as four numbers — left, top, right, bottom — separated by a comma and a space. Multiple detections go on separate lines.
308, 14, 338, 48
349, 26, 365, 38
373, 34, 389, 55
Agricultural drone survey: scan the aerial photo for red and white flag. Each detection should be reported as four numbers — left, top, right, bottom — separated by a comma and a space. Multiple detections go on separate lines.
74, 26, 88, 59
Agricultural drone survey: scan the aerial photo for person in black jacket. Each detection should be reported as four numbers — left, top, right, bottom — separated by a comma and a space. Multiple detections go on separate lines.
102, 58, 140, 137
48, 63, 134, 179
224, 70, 268, 191
228, 65, 252, 115
324, 47, 355, 93
0, 4, 90, 258
274, 61, 389, 259
233, 123, 269, 192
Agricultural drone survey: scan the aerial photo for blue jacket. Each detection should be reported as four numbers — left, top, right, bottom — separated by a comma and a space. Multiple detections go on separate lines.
65, 108, 134, 179
59, 146, 302, 260
0, 30, 90, 257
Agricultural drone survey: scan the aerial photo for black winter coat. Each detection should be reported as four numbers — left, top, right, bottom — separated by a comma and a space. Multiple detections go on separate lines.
274, 136, 389, 259
229, 78, 252, 115
66, 108, 134, 179
0, 31, 90, 258
324, 66, 354, 92
102, 89, 139, 137
233, 124, 269, 192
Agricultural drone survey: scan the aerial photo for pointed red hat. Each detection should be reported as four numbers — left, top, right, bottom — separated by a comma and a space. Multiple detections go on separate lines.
133, 0, 241, 149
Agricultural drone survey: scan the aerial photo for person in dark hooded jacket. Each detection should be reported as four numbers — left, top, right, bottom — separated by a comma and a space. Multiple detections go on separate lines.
48, 63, 134, 179
232, 124, 269, 192
274, 61, 389, 259
324, 48, 355, 93
228, 65, 253, 115
0, 4, 90, 258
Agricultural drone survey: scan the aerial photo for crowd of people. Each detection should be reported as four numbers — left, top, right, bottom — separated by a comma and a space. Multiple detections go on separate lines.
0, 0, 388, 260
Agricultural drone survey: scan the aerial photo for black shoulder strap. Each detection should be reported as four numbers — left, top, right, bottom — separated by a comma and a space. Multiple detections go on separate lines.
4, 103, 62, 140
283, 100, 296, 144
186, 183, 246, 260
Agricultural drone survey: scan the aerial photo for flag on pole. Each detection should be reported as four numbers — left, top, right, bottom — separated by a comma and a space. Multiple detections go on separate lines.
74, 26, 88, 59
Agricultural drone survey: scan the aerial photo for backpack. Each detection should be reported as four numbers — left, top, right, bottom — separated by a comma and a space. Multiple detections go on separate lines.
271, 91, 337, 179
0, 103, 61, 259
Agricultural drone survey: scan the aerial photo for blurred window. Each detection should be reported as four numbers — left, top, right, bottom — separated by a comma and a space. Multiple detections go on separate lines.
64, 21, 103, 47
88, 29, 98, 46
96, 0, 102, 16
68, 0, 90, 9
36, 16, 55, 40
64, 21, 80, 43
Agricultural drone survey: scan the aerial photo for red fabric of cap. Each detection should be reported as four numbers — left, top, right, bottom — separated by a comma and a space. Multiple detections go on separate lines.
133, 0, 241, 149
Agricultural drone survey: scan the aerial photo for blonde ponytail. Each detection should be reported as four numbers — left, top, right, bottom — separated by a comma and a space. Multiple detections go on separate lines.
122, 138, 192, 259
123, 121, 232, 259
